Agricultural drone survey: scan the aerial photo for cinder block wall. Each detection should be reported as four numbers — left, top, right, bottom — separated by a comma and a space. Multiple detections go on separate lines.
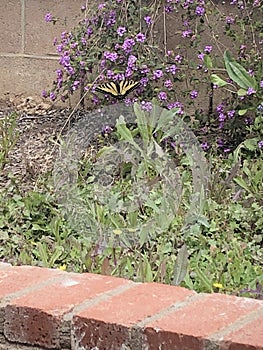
0, 1, 240, 106
0, 0, 83, 99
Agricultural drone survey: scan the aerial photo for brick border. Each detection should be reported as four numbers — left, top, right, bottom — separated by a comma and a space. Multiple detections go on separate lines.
0, 263, 262, 350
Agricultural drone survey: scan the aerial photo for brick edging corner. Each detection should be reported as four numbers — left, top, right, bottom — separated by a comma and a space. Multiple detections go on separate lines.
0, 262, 262, 350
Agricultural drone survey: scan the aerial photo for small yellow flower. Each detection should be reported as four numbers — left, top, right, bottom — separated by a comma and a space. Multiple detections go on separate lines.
113, 229, 122, 235
59, 264, 67, 271
213, 282, 223, 289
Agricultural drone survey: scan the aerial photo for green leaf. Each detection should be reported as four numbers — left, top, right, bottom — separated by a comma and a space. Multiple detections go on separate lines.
210, 74, 228, 87
172, 244, 189, 285
116, 116, 135, 143
238, 109, 248, 116
243, 138, 259, 151
204, 55, 213, 69
144, 260, 154, 282
134, 102, 150, 148
237, 88, 247, 96
234, 176, 251, 193
224, 50, 257, 90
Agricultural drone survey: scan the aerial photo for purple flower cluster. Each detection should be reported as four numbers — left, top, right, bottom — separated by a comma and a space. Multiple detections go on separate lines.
45, 13, 53, 23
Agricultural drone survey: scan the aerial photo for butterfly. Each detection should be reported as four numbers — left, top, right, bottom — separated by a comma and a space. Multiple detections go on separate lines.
95, 80, 140, 99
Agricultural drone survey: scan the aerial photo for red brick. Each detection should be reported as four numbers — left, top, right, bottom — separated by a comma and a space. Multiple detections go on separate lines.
4, 272, 132, 348
73, 282, 194, 349
143, 293, 262, 350
0, 265, 64, 298
222, 312, 263, 350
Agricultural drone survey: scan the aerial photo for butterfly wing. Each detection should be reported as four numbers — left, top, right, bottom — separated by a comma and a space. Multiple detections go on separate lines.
95, 82, 120, 98
119, 80, 140, 98
95, 80, 139, 99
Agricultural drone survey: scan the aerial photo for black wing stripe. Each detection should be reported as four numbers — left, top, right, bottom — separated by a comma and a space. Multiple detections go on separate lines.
95, 80, 140, 99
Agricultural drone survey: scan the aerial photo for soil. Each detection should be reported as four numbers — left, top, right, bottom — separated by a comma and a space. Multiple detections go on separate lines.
0, 96, 77, 192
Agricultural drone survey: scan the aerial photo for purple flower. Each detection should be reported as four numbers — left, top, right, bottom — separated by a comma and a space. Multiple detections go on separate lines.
258, 140, 263, 149
140, 77, 149, 87
56, 44, 64, 53
216, 103, 225, 113
247, 87, 256, 95
144, 16, 152, 25
165, 64, 177, 75
122, 38, 135, 53
174, 54, 183, 63
204, 46, 212, 54
104, 51, 118, 62
98, 3, 106, 10
72, 80, 80, 91
59, 53, 70, 67
92, 95, 99, 105
128, 55, 137, 67
87, 27, 93, 37
45, 13, 53, 23
245, 117, 252, 125
67, 66, 75, 75
227, 110, 235, 118
195, 6, 205, 16
153, 69, 163, 80
182, 29, 193, 38
114, 73, 125, 81
165, 5, 174, 13
158, 91, 168, 101
198, 52, 205, 61
164, 79, 173, 90
42, 90, 48, 98
217, 139, 224, 147
102, 125, 113, 135
117, 26, 126, 36
136, 32, 146, 43
106, 70, 114, 79
167, 101, 184, 114
125, 68, 133, 78
226, 16, 235, 24
141, 101, 152, 111
201, 142, 210, 151
260, 81, 263, 88
190, 90, 198, 99
50, 92, 56, 101
141, 66, 150, 75
56, 69, 63, 79
218, 113, 226, 122
105, 10, 116, 27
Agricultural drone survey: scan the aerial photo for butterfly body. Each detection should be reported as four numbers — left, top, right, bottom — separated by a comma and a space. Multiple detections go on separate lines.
95, 80, 140, 99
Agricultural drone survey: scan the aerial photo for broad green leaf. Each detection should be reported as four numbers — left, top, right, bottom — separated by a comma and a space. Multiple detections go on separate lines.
210, 74, 228, 87
204, 55, 213, 69
224, 50, 257, 90
243, 138, 259, 151
134, 102, 150, 147
116, 116, 135, 143
144, 260, 154, 282
234, 176, 251, 193
172, 244, 189, 285
49, 247, 64, 266
237, 88, 247, 96
238, 109, 248, 116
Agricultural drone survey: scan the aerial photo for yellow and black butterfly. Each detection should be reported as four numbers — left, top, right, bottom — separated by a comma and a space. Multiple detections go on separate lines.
95, 80, 140, 100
